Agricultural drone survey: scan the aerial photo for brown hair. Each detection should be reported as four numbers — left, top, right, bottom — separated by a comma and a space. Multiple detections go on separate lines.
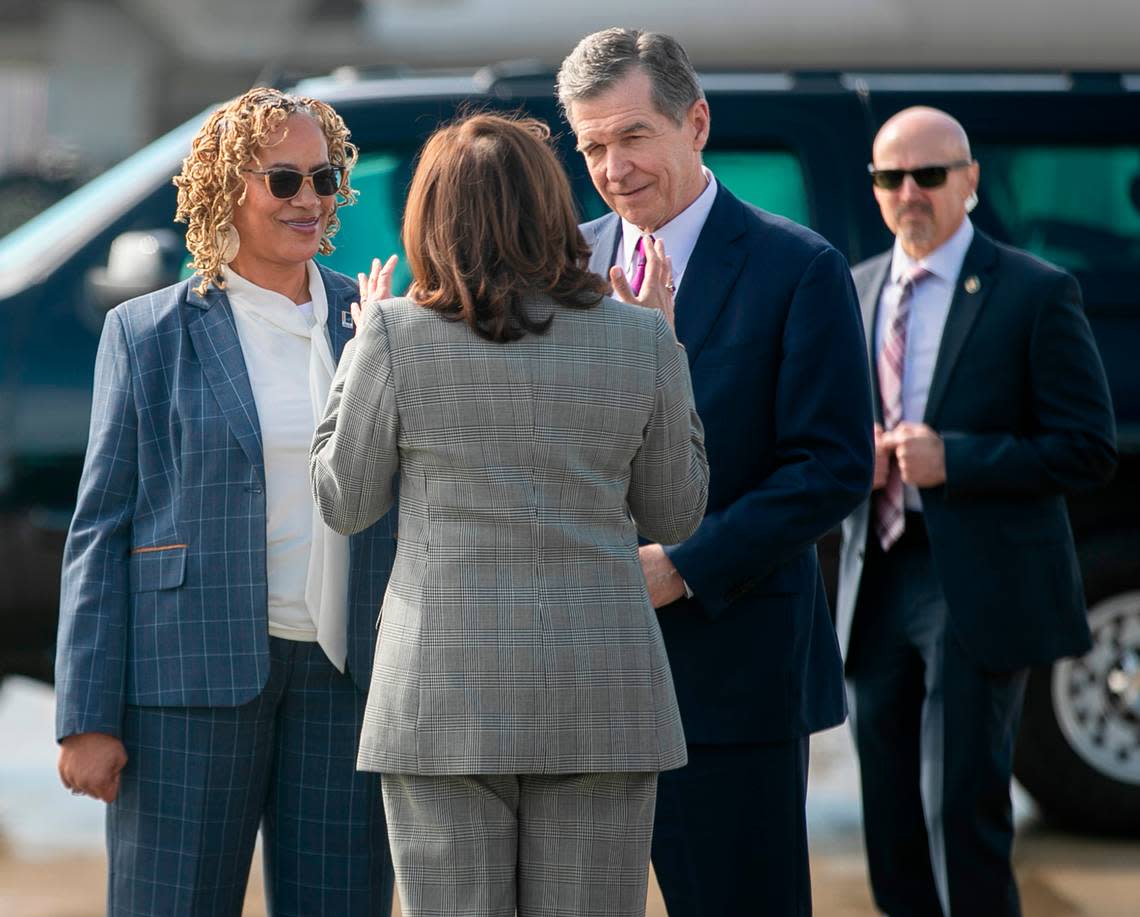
173, 86, 358, 295
402, 112, 606, 342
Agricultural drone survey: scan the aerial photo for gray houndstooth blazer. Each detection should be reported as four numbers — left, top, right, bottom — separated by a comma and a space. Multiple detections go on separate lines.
311, 294, 708, 775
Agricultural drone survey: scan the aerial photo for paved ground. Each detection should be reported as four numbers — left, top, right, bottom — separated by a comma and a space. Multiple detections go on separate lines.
3, 677, 1137, 916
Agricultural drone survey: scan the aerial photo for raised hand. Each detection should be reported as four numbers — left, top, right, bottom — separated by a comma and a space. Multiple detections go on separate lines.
610, 237, 676, 330
350, 254, 399, 336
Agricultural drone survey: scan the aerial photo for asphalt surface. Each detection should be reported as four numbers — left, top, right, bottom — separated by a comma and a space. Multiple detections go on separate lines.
2, 677, 1137, 916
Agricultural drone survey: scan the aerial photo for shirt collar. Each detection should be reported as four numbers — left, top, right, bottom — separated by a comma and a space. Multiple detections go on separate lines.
891, 217, 974, 285
223, 260, 327, 335
620, 166, 718, 282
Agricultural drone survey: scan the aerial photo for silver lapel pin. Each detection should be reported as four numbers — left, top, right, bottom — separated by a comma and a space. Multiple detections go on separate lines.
964, 275, 981, 294
341, 309, 354, 329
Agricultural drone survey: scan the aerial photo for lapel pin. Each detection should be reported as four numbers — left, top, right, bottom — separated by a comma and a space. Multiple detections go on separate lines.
341, 309, 354, 329
964, 275, 981, 294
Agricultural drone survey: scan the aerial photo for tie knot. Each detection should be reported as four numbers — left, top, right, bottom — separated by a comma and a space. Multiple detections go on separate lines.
903, 265, 932, 288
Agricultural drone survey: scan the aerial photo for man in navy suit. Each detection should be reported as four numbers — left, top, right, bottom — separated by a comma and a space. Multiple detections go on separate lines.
836, 106, 1116, 915
558, 28, 874, 915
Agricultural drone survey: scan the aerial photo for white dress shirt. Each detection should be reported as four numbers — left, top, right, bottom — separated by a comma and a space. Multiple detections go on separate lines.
224, 261, 350, 670
619, 166, 718, 294
874, 217, 975, 510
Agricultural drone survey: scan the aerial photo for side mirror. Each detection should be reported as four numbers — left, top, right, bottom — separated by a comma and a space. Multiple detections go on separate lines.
85, 229, 183, 313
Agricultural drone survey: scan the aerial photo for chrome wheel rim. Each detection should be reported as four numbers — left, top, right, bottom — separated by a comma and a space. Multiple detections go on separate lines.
1051, 591, 1140, 786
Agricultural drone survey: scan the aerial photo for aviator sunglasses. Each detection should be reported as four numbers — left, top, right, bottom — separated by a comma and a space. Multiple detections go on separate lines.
868, 160, 973, 191
242, 166, 343, 199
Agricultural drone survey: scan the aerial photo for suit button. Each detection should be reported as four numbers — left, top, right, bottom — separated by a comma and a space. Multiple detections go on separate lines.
245, 484, 263, 494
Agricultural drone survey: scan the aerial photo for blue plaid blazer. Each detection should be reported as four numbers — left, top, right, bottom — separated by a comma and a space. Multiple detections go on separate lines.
55, 264, 396, 740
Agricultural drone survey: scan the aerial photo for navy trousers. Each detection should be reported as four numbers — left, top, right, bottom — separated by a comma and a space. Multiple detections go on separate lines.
107, 637, 393, 916
848, 523, 1027, 917
651, 739, 812, 916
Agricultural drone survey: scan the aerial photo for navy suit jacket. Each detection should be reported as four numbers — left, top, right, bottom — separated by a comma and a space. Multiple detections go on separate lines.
583, 184, 874, 743
55, 264, 397, 741
836, 231, 1117, 672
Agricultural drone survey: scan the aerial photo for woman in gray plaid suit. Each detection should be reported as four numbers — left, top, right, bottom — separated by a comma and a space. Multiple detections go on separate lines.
311, 112, 709, 917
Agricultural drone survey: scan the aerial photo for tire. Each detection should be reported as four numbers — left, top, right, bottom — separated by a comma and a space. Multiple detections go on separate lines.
1014, 588, 1140, 835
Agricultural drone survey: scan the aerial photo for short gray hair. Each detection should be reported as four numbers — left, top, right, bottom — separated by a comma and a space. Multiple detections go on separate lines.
556, 28, 704, 127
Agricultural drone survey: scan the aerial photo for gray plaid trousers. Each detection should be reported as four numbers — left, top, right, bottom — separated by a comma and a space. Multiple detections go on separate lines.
383, 771, 657, 917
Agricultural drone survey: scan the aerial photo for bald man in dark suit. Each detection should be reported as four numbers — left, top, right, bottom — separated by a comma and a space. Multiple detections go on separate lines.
836, 106, 1116, 916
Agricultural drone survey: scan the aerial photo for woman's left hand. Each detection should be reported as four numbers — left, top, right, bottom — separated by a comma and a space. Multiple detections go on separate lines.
350, 254, 399, 336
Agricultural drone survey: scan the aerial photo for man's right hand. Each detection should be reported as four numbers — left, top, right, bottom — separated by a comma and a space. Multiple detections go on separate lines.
58, 732, 128, 803
872, 423, 892, 491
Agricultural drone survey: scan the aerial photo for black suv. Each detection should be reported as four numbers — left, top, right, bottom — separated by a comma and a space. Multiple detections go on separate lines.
0, 67, 1137, 833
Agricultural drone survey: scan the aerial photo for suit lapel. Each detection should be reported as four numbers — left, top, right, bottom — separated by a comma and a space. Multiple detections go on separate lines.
923, 233, 999, 423
186, 283, 264, 477
319, 263, 357, 360
673, 184, 748, 361
586, 185, 747, 362
585, 216, 622, 280
857, 253, 891, 423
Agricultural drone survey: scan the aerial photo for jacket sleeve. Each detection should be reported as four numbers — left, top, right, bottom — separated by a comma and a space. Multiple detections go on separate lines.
943, 273, 1117, 496
628, 310, 709, 544
311, 309, 400, 536
55, 309, 137, 741
664, 246, 875, 617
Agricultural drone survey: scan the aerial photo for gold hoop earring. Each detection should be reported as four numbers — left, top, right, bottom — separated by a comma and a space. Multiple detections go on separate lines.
216, 224, 240, 264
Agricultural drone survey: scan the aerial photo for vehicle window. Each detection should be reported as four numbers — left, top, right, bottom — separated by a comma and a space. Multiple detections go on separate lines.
0, 110, 202, 299
974, 144, 1140, 274
703, 151, 811, 228
578, 149, 812, 228
318, 150, 413, 292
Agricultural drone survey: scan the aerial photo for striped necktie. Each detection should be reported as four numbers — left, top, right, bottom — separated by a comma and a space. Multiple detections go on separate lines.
629, 235, 649, 294
875, 264, 932, 551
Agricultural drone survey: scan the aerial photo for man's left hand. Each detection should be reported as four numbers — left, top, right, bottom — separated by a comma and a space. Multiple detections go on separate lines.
884, 421, 946, 487
610, 237, 676, 330
640, 543, 687, 608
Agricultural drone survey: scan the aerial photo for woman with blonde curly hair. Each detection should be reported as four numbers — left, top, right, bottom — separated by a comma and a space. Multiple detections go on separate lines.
54, 86, 396, 916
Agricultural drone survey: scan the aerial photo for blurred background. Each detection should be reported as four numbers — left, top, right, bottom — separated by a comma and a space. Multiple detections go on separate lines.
4, 0, 1140, 227
2, 1, 1139, 914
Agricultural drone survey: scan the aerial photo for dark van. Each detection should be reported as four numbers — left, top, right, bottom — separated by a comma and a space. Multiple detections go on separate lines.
0, 67, 1136, 832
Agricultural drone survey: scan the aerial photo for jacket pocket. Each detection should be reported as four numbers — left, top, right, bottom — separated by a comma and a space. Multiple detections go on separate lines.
128, 544, 188, 592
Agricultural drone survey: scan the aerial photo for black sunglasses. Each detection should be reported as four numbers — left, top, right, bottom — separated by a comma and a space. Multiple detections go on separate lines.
867, 160, 973, 191
243, 166, 343, 199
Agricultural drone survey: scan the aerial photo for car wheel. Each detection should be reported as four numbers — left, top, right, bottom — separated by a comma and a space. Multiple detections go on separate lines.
1014, 589, 1140, 834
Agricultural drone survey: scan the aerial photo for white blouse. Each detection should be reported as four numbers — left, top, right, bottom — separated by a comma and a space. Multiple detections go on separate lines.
224, 261, 350, 670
